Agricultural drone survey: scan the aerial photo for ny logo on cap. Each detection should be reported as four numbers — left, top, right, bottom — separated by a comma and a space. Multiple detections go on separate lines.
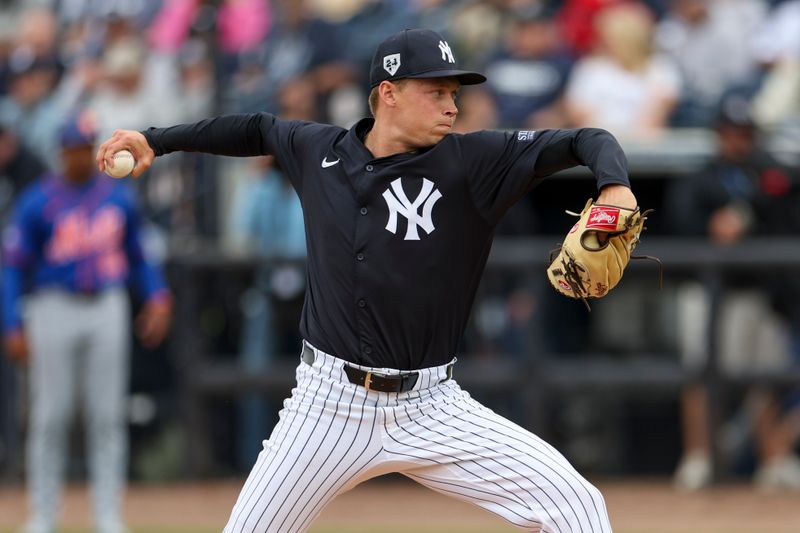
438, 40, 455, 63
383, 54, 401, 76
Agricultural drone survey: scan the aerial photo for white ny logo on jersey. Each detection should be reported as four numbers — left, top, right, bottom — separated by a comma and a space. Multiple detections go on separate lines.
382, 178, 442, 241
438, 40, 455, 63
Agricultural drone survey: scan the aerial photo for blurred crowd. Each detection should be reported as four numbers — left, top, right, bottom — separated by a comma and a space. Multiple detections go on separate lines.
0, 0, 799, 494
1, 0, 799, 171
0, 0, 798, 245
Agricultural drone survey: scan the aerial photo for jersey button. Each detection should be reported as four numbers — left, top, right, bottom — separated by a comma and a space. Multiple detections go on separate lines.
365, 164, 374, 172
358, 299, 366, 308
356, 253, 365, 261
364, 346, 373, 354
360, 207, 368, 215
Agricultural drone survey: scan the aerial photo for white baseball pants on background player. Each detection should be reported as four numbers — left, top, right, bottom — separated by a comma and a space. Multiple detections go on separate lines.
223, 341, 612, 533
25, 289, 130, 533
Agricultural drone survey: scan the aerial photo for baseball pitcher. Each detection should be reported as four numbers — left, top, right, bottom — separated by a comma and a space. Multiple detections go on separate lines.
96, 29, 651, 533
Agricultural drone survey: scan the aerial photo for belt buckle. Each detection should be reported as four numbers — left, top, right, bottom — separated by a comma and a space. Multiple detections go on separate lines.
363, 371, 374, 391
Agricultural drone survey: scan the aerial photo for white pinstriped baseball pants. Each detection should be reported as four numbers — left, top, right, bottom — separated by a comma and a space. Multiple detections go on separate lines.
223, 342, 612, 533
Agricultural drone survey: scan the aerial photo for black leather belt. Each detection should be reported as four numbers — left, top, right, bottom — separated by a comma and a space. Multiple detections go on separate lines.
301, 343, 453, 393
342, 364, 419, 393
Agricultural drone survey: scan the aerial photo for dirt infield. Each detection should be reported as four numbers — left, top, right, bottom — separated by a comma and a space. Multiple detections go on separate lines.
1, 477, 799, 533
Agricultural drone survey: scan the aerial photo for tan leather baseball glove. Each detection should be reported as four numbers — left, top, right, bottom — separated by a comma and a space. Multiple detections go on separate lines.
547, 199, 659, 310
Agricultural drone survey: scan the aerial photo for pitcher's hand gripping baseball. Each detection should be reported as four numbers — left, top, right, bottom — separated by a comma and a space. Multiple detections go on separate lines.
96, 130, 155, 177
547, 199, 660, 310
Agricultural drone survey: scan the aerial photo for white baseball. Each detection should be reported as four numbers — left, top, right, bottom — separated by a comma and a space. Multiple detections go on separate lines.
106, 150, 135, 178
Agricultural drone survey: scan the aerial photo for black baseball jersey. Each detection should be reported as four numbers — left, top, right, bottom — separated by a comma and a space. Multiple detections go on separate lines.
144, 115, 630, 369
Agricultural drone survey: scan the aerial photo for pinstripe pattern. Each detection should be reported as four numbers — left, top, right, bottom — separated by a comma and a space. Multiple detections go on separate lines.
222, 342, 612, 532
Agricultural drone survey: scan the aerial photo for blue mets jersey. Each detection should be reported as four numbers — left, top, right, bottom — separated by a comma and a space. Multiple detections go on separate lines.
2, 173, 169, 332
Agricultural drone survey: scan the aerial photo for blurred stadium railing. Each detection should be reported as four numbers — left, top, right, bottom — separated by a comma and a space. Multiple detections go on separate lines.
168, 248, 800, 482
156, 128, 800, 481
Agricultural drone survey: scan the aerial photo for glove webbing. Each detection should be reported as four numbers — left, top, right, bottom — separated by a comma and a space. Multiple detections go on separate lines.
629, 208, 663, 291
550, 208, 663, 311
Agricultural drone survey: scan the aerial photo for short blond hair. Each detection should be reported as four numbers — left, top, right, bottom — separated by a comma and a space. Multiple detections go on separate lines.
368, 87, 380, 116
368, 79, 409, 116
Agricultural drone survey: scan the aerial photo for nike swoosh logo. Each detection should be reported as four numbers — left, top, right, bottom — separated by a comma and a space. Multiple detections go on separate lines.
321, 157, 340, 168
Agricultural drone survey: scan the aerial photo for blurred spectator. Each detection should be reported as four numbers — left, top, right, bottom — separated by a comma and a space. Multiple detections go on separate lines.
0, 125, 46, 480
149, 0, 270, 100
148, 0, 212, 53
276, 76, 318, 121
217, 0, 272, 55
656, 0, 767, 127
482, 6, 573, 129
13, 7, 59, 59
564, 2, 681, 138
223, 0, 356, 122
269, 0, 357, 119
0, 126, 45, 223
452, 86, 499, 134
229, 154, 306, 357
409, 0, 459, 39
149, 0, 271, 57
668, 96, 800, 238
227, 76, 310, 469
2, 111, 172, 533
33, 0, 161, 26
334, 0, 418, 84
86, 36, 188, 229
229, 154, 306, 469
176, 38, 215, 122
229, 156, 306, 344
432, 0, 507, 68
88, 36, 183, 139
224, 53, 270, 115
557, 0, 623, 56
751, 0, 800, 129
410, 0, 523, 67
666, 96, 800, 491
0, 52, 63, 170
307, 0, 387, 24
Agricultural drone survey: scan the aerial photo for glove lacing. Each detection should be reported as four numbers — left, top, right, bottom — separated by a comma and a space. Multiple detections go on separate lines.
549, 246, 592, 311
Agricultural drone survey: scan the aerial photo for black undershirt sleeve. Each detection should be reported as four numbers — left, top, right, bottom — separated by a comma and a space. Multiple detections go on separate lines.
141, 113, 276, 157
534, 128, 630, 190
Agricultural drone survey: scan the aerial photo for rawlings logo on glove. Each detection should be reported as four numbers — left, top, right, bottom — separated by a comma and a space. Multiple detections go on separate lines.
547, 199, 661, 310
586, 207, 619, 229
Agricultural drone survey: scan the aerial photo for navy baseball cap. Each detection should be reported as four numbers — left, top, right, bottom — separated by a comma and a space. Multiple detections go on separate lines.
369, 29, 486, 88
58, 111, 98, 148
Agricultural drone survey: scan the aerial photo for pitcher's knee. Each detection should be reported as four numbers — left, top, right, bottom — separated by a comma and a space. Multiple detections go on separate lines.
586, 481, 610, 518
520, 516, 553, 532
518, 481, 611, 533
563, 480, 612, 532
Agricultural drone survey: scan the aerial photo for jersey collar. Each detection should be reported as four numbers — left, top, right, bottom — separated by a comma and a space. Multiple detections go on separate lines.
340, 117, 439, 164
